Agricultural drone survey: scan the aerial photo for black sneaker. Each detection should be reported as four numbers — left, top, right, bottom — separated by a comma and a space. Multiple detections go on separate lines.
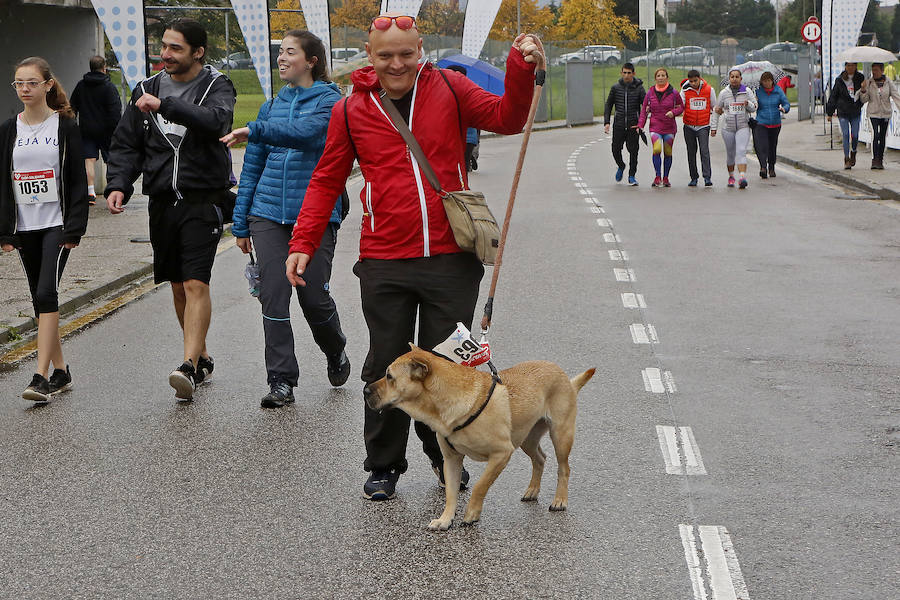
327, 350, 351, 387
433, 463, 471, 491
363, 470, 400, 501
48, 365, 73, 395
22, 373, 51, 402
260, 381, 294, 408
168, 360, 196, 400
196, 355, 214, 385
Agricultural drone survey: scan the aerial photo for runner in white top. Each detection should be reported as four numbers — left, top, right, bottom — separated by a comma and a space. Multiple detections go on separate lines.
0, 57, 89, 402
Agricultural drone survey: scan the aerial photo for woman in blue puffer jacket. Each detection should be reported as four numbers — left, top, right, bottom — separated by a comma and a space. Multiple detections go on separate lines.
221, 30, 349, 408
753, 71, 790, 179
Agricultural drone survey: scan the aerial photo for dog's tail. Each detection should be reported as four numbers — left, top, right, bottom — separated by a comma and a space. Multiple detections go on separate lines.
570, 368, 595, 394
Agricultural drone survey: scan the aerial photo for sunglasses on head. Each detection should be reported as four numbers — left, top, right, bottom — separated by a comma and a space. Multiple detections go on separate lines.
370, 15, 417, 32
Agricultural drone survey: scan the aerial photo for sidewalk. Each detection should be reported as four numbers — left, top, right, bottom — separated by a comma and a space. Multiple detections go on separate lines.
1, 116, 896, 349
773, 115, 900, 200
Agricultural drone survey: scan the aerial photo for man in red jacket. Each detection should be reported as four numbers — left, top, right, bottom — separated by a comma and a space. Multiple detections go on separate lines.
286, 12, 542, 501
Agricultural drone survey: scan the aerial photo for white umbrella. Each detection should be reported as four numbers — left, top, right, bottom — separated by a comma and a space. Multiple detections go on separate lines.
835, 46, 898, 63
721, 61, 786, 91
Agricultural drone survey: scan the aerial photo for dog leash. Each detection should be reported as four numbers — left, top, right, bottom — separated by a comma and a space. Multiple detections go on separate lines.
479, 52, 547, 345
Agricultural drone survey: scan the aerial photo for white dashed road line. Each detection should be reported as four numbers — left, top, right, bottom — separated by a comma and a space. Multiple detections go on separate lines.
629, 323, 658, 344
642, 367, 675, 393
621, 292, 646, 308
656, 426, 706, 475
680, 525, 751, 600
614, 268, 636, 282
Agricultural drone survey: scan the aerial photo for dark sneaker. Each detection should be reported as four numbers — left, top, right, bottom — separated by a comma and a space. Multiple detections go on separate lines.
196, 355, 214, 385
22, 373, 51, 402
433, 464, 471, 490
615, 166, 624, 182
261, 381, 294, 408
48, 365, 73, 395
628, 176, 638, 186
470, 157, 478, 171
88, 195, 97, 206
168, 360, 196, 400
739, 178, 748, 190
759, 169, 768, 179
688, 179, 698, 187
768, 167, 776, 178
704, 178, 713, 187
363, 470, 400, 501
327, 350, 350, 387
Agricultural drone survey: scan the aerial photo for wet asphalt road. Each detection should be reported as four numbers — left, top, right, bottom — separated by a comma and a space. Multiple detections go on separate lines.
0, 126, 898, 599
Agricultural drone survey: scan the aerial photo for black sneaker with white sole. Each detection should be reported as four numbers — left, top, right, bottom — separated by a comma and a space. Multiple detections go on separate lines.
196, 355, 214, 385
433, 463, 471, 490
168, 360, 196, 400
22, 373, 51, 402
363, 470, 400, 500
260, 381, 294, 408
48, 365, 73, 395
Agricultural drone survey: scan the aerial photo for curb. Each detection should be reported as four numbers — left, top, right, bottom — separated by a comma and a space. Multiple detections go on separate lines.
776, 154, 899, 200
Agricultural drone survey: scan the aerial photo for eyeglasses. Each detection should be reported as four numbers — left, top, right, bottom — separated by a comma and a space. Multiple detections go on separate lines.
369, 15, 417, 32
11, 80, 48, 90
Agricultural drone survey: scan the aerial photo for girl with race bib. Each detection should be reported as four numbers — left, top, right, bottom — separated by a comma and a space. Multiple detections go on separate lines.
711, 69, 757, 189
0, 57, 89, 402
636, 68, 684, 187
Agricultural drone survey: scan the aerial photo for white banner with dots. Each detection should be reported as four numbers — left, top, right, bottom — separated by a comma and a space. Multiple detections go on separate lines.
229, 0, 273, 99
380, 1, 424, 16
462, 0, 503, 59
300, 0, 333, 72
822, 0, 869, 90
90, 0, 146, 91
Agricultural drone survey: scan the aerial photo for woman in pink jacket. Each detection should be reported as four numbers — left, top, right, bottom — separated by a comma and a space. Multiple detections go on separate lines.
636, 68, 685, 187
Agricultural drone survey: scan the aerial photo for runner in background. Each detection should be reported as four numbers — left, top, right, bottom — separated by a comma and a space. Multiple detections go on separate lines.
753, 71, 790, 179
859, 62, 900, 170
680, 69, 716, 187
636, 68, 683, 188
711, 69, 757, 189
604, 62, 645, 186
0, 57, 89, 402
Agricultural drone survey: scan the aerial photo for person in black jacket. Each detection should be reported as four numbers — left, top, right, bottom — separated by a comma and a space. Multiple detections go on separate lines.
104, 18, 235, 401
825, 62, 865, 170
69, 55, 121, 204
604, 63, 645, 186
1, 57, 89, 402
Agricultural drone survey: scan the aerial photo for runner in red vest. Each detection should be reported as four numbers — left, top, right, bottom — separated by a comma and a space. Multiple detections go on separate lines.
680, 69, 716, 187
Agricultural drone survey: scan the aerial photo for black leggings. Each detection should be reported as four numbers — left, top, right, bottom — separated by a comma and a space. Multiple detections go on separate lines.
754, 124, 781, 170
870, 117, 889, 161
17, 226, 70, 316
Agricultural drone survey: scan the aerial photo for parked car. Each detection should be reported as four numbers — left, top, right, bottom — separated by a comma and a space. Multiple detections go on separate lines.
667, 46, 715, 67
633, 48, 674, 66
557, 45, 623, 65
745, 42, 800, 66
331, 47, 363, 64
217, 52, 253, 69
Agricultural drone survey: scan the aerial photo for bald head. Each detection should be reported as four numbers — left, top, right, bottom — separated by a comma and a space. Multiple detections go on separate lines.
366, 13, 423, 99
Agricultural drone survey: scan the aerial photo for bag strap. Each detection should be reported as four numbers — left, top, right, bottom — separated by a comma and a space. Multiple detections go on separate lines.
376, 90, 445, 195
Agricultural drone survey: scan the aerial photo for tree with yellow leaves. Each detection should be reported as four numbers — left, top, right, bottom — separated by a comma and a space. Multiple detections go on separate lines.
489, 0, 556, 40
270, 0, 307, 39
554, 0, 638, 47
331, 0, 381, 31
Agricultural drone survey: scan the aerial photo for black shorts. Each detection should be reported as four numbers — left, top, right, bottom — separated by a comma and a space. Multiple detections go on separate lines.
82, 137, 110, 162
148, 194, 222, 284
16, 226, 70, 315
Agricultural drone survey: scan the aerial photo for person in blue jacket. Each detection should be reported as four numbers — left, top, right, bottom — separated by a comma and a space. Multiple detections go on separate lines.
221, 30, 349, 408
445, 65, 481, 171
753, 71, 790, 179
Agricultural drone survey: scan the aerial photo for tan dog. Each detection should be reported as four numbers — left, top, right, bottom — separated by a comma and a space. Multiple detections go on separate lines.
363, 344, 594, 530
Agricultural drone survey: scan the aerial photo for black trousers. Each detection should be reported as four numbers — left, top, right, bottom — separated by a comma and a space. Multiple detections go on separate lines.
754, 124, 781, 170
611, 126, 640, 176
17, 226, 70, 316
353, 252, 484, 473
870, 117, 889, 161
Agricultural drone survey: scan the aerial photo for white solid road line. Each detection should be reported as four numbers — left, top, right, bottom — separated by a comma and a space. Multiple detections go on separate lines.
680, 525, 751, 600
614, 268, 636, 282
621, 292, 646, 308
642, 367, 676, 393
656, 426, 706, 475
630, 323, 658, 344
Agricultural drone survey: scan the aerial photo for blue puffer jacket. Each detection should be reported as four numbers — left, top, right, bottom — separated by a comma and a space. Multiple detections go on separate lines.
754, 85, 790, 126
233, 81, 342, 238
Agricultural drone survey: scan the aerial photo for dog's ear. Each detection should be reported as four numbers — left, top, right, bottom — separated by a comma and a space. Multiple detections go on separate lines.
408, 342, 420, 352
408, 357, 430, 382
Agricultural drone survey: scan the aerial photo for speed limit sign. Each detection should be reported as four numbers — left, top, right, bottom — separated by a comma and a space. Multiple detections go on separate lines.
802, 17, 822, 43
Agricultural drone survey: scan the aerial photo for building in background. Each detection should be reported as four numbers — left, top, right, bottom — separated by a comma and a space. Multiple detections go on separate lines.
0, 0, 104, 120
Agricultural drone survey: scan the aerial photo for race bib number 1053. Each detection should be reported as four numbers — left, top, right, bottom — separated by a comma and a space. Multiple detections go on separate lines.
13, 170, 58, 205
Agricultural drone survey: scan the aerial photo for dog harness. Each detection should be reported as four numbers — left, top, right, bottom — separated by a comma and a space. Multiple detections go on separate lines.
452, 373, 502, 433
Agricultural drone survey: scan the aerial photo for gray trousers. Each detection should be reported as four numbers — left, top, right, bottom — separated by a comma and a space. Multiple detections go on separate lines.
683, 125, 712, 180
249, 217, 346, 387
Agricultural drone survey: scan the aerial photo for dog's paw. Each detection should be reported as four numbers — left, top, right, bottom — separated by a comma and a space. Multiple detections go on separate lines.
462, 508, 482, 525
428, 518, 452, 531
549, 499, 568, 511
521, 487, 540, 502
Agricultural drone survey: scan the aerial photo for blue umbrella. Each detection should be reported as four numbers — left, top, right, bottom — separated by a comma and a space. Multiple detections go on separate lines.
437, 54, 505, 96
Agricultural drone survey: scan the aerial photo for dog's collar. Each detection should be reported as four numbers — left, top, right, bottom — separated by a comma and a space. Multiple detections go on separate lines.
452, 373, 501, 433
